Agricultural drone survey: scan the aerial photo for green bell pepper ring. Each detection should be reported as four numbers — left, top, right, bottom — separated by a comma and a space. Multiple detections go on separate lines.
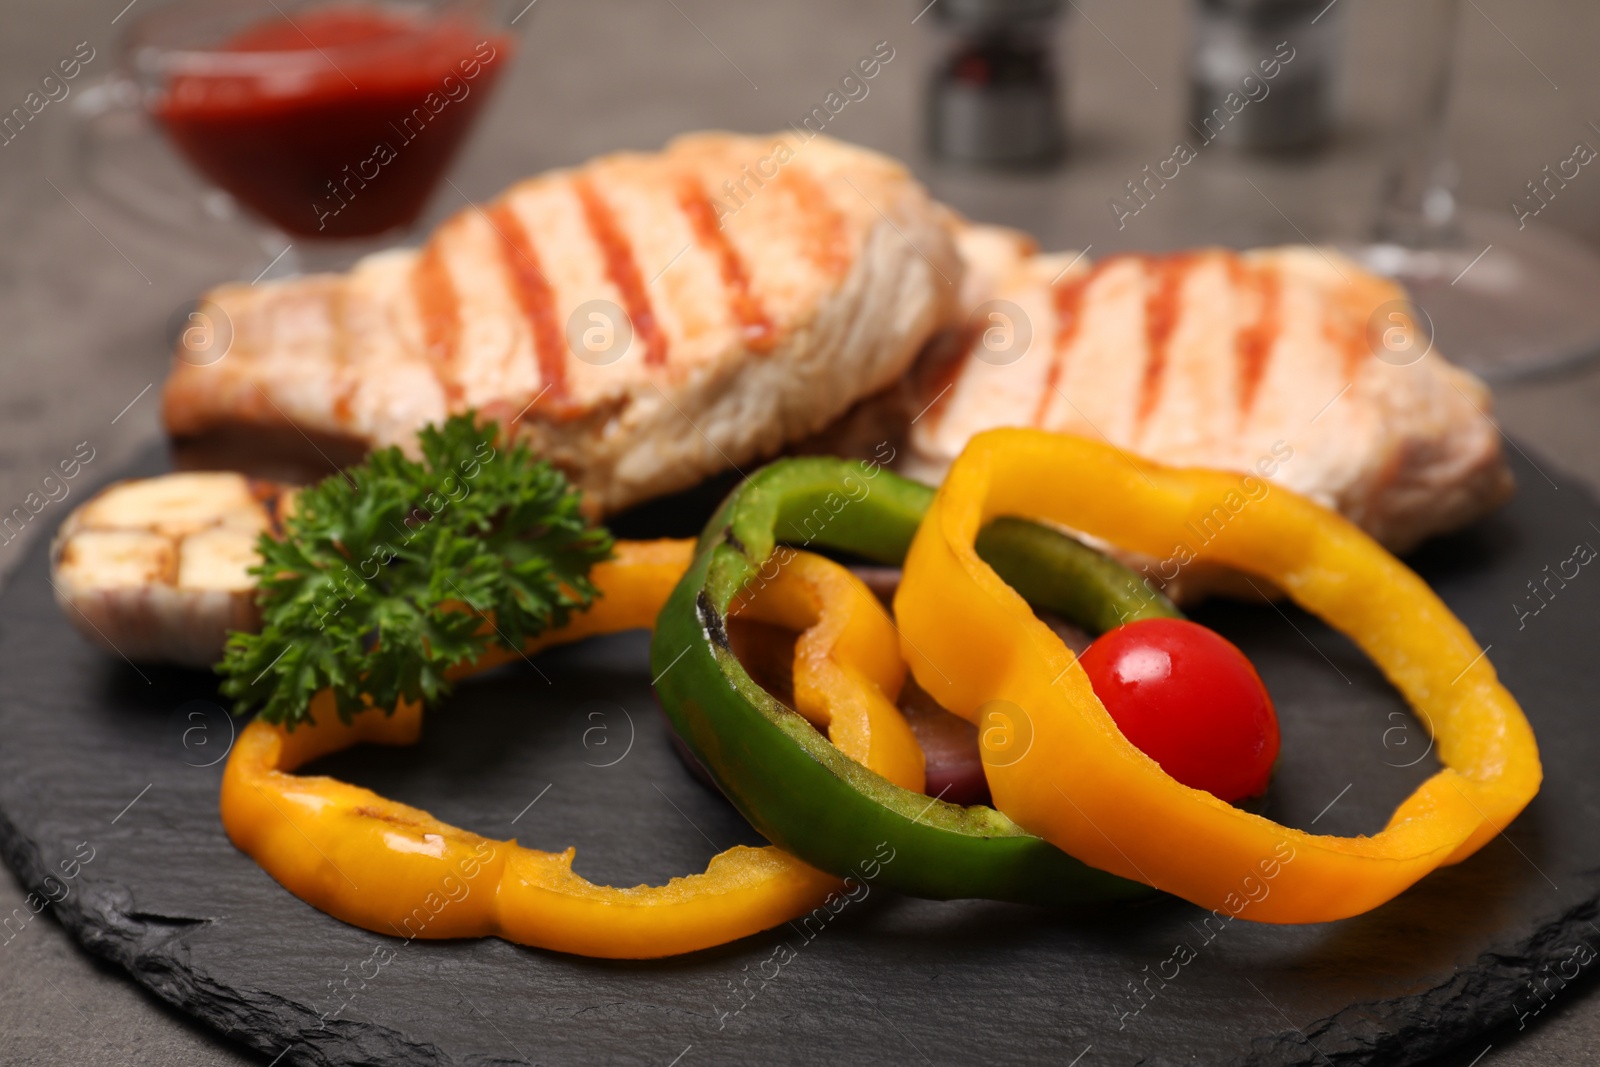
652, 457, 1181, 905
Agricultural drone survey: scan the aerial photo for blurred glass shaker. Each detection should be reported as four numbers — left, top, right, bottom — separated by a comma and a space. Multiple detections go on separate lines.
1188, 0, 1342, 152
926, 0, 1065, 167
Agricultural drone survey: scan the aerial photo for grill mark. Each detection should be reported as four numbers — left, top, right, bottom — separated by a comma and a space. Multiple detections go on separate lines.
676, 173, 777, 352
780, 168, 850, 279
352, 806, 420, 826
248, 480, 294, 537
698, 589, 730, 650
487, 199, 568, 405
413, 239, 462, 405
572, 176, 667, 367
1136, 254, 1197, 430
158, 537, 183, 588
1329, 285, 1380, 382
331, 382, 357, 425
1233, 260, 1281, 425
1030, 264, 1097, 428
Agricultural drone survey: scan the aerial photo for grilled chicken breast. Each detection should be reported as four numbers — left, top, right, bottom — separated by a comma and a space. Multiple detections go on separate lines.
164, 132, 962, 514
907, 228, 1514, 562
51, 473, 292, 666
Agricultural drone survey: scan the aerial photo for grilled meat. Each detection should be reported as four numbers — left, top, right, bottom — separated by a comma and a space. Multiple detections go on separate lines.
907, 229, 1514, 563
164, 132, 962, 514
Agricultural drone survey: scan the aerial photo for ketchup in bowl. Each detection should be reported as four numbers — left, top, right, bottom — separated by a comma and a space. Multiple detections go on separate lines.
155, 3, 513, 238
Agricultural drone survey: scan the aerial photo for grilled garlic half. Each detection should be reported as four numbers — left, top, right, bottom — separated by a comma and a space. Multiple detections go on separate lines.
51, 472, 293, 666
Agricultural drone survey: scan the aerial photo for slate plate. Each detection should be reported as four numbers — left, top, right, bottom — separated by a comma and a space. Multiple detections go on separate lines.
2, 443, 1598, 1067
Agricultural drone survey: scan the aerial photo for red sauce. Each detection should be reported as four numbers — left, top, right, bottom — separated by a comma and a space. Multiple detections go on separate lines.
156, 4, 513, 238
676, 174, 776, 352
572, 176, 667, 367
487, 201, 567, 402
1232, 261, 1280, 424
1138, 254, 1196, 428
412, 238, 461, 402
1030, 263, 1096, 427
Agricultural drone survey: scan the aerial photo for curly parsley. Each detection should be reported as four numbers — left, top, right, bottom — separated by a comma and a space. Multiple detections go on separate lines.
219, 414, 614, 728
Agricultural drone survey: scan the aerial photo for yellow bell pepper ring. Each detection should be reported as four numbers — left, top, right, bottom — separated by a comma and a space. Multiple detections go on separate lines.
222, 539, 836, 958
894, 428, 1542, 924
731, 549, 927, 793
221, 691, 838, 958
221, 540, 915, 958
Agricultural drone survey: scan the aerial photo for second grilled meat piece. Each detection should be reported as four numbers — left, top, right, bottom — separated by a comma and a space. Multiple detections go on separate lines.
908, 232, 1513, 558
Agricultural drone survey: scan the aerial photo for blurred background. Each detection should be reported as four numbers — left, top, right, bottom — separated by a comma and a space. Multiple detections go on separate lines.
2, 0, 1599, 1062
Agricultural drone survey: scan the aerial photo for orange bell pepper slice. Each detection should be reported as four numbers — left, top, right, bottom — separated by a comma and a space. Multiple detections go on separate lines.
894, 428, 1542, 923
222, 540, 914, 957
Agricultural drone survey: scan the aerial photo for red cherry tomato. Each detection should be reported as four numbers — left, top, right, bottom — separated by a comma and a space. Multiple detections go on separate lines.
1077, 618, 1279, 802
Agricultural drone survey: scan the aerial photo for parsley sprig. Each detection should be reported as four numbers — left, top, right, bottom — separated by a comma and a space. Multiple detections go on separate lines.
219, 415, 614, 728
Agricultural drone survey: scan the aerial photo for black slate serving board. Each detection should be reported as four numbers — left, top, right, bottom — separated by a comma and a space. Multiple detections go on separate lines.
2, 444, 1598, 1067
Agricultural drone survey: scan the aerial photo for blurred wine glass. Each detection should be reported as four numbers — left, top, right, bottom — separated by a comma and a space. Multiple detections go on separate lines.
68, 0, 520, 278
1341, 0, 1600, 381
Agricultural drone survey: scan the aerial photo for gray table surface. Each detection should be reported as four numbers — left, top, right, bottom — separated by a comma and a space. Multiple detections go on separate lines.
3, 0, 1600, 1063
